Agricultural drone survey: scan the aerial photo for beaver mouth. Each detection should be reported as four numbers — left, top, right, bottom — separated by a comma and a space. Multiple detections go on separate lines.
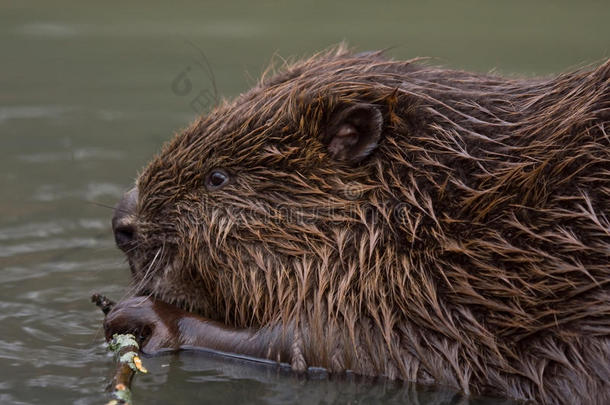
125, 254, 209, 316
124, 241, 175, 287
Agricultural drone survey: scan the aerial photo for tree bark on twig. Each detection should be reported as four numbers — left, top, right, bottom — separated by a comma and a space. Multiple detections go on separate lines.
92, 294, 148, 405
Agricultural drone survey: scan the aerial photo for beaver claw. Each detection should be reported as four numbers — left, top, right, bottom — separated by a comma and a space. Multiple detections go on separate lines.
103, 296, 182, 353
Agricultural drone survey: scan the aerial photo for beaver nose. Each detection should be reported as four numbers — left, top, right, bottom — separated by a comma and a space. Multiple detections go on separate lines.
112, 187, 138, 251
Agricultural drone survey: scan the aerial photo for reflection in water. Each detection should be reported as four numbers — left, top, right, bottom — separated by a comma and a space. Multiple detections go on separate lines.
132, 351, 517, 405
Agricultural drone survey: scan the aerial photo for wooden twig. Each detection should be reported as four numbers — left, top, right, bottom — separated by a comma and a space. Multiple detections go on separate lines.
92, 293, 116, 315
92, 294, 148, 405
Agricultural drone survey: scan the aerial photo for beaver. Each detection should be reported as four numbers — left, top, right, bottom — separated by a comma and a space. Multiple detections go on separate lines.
105, 46, 610, 404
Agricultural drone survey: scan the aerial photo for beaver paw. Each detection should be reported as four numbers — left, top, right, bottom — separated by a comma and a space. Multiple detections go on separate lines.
103, 296, 180, 354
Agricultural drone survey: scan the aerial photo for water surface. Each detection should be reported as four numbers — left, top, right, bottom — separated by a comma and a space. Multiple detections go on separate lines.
1, 1, 608, 404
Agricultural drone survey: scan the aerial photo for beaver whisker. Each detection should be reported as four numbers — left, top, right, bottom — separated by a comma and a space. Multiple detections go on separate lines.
120, 245, 166, 302
143, 245, 164, 280
121, 241, 144, 257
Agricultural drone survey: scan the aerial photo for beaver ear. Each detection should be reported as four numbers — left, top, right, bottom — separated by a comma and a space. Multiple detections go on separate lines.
325, 104, 383, 163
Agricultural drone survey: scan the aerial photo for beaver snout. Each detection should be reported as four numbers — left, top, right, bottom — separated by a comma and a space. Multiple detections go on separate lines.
112, 187, 138, 251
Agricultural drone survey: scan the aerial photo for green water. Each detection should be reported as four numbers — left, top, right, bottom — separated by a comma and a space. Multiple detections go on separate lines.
0, 1, 608, 404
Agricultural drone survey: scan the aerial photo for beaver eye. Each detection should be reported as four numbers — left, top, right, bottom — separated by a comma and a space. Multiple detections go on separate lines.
205, 169, 230, 190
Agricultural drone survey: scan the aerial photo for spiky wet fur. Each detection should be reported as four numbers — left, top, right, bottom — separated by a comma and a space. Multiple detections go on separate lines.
130, 46, 610, 404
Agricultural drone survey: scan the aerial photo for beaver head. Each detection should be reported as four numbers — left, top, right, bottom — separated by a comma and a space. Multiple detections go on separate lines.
112, 46, 610, 402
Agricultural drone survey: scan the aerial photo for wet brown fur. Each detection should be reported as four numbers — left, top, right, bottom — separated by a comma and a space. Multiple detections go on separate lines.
129, 46, 610, 403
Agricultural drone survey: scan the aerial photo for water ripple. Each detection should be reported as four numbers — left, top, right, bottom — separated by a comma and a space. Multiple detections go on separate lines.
0, 219, 107, 241
33, 183, 125, 202
18, 148, 126, 164
0, 106, 70, 122
0, 257, 120, 283
0, 237, 110, 258
15, 22, 79, 38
